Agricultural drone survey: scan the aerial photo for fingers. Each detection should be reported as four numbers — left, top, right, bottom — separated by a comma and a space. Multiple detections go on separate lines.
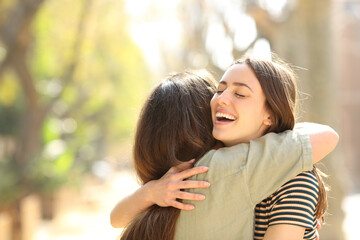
177, 180, 210, 189
163, 179, 209, 194
174, 166, 208, 181
169, 191, 207, 210
169, 200, 195, 210
315, 220, 321, 240
316, 220, 321, 230
174, 191, 206, 201
167, 159, 195, 174
175, 159, 196, 171
166, 166, 180, 175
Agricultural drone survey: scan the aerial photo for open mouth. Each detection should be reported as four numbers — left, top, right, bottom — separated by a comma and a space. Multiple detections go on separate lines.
215, 112, 236, 122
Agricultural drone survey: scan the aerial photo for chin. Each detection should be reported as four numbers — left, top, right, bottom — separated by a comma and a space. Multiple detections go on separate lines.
212, 130, 224, 142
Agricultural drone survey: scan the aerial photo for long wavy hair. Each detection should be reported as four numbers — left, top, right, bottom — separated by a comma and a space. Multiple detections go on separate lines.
234, 55, 327, 222
120, 71, 217, 240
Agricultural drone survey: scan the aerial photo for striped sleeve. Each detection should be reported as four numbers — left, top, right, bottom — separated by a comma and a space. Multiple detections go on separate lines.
268, 171, 319, 231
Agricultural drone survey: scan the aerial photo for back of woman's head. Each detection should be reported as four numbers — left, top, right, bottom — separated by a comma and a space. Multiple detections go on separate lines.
134, 71, 217, 184
234, 55, 297, 134
121, 71, 217, 240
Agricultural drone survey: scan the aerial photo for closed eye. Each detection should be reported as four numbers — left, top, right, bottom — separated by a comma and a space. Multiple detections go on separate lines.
235, 93, 245, 98
216, 90, 223, 94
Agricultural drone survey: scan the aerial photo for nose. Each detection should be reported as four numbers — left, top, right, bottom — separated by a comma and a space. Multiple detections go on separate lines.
217, 90, 231, 106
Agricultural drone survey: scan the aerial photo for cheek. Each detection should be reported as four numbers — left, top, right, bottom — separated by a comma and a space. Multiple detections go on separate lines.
250, 99, 266, 114
258, 102, 269, 119
239, 102, 264, 124
210, 97, 217, 112
235, 100, 253, 115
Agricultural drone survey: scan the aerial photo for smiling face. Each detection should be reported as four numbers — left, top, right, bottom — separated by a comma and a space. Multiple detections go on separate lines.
210, 63, 272, 147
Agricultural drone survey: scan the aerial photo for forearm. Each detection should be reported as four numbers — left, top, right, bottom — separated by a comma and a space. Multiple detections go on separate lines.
110, 163, 210, 228
295, 122, 339, 163
263, 225, 305, 240
110, 183, 153, 228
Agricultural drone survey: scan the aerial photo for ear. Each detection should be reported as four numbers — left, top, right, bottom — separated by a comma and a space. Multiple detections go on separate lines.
263, 112, 273, 126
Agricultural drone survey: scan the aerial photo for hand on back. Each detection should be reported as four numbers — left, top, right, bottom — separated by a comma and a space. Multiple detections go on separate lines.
145, 159, 210, 210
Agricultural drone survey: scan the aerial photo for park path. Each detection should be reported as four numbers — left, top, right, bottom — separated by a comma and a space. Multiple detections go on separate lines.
35, 169, 359, 240
35, 169, 139, 240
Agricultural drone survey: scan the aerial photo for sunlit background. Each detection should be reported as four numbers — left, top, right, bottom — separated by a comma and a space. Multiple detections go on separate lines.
0, 0, 359, 240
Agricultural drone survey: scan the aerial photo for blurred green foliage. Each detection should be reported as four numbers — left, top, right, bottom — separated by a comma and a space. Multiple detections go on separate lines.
0, 0, 151, 204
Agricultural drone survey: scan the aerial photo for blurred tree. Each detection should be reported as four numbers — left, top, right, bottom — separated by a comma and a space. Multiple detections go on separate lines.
0, 0, 150, 239
334, 0, 360, 193
0, 1, 47, 238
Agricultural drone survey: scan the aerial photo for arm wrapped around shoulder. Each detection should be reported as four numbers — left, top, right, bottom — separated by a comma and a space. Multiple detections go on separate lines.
246, 130, 313, 205
295, 122, 339, 163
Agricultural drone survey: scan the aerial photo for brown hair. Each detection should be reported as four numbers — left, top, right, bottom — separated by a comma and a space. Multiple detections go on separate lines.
234, 55, 327, 222
120, 71, 217, 240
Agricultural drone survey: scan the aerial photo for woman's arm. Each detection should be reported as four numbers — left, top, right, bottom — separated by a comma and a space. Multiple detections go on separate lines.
111, 123, 338, 228
263, 225, 306, 240
110, 160, 210, 228
295, 122, 339, 163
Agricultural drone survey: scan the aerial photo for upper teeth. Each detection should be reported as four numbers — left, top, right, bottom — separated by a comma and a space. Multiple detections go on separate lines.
216, 112, 236, 120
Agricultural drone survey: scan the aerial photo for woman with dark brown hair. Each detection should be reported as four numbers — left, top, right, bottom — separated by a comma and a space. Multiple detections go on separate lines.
111, 56, 338, 240
206, 56, 328, 240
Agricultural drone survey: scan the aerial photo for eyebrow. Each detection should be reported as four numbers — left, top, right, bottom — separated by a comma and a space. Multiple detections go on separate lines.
218, 81, 253, 93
